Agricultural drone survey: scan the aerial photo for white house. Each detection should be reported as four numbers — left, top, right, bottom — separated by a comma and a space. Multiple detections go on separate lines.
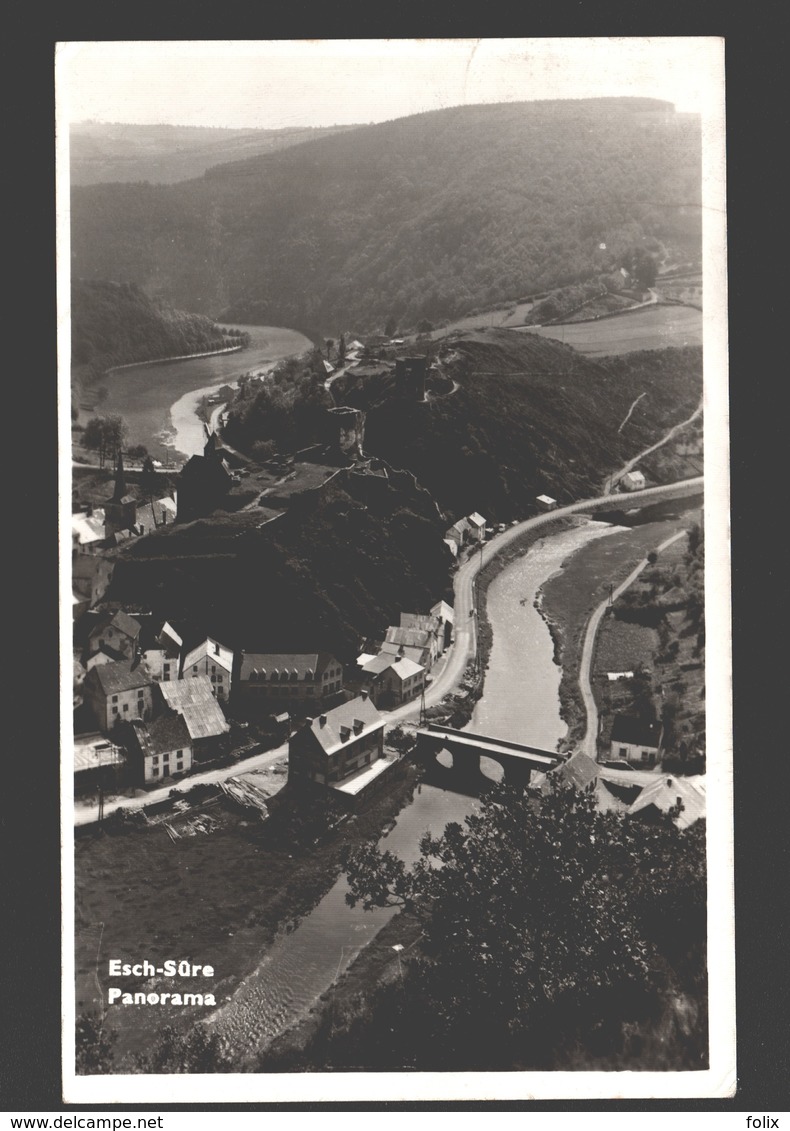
620, 470, 646, 492
360, 652, 425, 708
182, 637, 234, 701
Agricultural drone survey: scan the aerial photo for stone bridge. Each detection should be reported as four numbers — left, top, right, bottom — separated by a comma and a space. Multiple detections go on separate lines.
415, 724, 559, 788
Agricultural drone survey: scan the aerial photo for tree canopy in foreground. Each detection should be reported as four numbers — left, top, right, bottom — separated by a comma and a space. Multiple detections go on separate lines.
342, 779, 707, 1069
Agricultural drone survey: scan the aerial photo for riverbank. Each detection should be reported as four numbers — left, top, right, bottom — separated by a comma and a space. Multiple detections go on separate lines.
77, 757, 422, 1069
105, 343, 246, 376
539, 502, 702, 754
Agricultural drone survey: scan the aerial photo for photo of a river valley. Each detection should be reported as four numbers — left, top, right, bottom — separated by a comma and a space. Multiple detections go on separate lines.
63, 39, 732, 1103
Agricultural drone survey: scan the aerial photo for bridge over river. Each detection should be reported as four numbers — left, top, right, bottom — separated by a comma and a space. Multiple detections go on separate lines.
416, 723, 560, 789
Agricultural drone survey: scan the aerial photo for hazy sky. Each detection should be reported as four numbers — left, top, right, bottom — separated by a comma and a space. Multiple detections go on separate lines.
56, 38, 723, 130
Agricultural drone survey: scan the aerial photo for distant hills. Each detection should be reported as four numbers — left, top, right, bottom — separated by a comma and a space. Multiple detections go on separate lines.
70, 121, 360, 185
70, 99, 702, 338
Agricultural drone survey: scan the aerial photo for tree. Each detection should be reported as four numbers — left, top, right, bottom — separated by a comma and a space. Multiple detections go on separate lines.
337, 334, 346, 363
384, 316, 398, 338
127, 444, 148, 461
325, 338, 335, 359
343, 779, 705, 1065
82, 415, 128, 468
140, 455, 159, 501
621, 246, 658, 291
75, 1013, 117, 1074
252, 439, 277, 463
131, 1022, 231, 1074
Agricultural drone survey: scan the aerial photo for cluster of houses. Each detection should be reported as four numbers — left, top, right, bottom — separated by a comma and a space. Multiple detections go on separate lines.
75, 612, 232, 791
355, 600, 454, 709
74, 584, 457, 800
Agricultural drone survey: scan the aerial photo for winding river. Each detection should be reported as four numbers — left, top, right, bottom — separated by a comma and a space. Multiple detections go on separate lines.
86, 325, 313, 463
209, 518, 627, 1066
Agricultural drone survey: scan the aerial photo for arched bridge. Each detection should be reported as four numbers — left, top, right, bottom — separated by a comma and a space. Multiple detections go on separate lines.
415, 724, 559, 788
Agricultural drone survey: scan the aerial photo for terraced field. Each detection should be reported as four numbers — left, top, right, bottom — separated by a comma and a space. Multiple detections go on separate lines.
513, 304, 703, 355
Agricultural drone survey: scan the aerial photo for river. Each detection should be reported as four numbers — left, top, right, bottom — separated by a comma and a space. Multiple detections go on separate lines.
208, 517, 627, 1066
86, 325, 313, 463
469, 519, 629, 750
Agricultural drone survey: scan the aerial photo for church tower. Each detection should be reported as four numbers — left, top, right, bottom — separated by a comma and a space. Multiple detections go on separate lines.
104, 449, 137, 536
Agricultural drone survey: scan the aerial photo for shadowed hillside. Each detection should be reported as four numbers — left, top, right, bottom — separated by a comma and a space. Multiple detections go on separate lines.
70, 99, 701, 336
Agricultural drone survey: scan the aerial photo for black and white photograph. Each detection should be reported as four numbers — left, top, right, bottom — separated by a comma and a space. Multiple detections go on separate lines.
57, 37, 733, 1103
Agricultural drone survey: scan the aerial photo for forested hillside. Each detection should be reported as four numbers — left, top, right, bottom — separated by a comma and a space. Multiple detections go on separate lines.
70, 99, 701, 337
70, 121, 359, 185
71, 278, 245, 380
105, 476, 452, 659
224, 330, 703, 521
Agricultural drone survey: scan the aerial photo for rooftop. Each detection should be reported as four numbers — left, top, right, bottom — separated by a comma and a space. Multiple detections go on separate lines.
384, 625, 432, 650
331, 753, 397, 797
240, 651, 337, 682
468, 512, 486, 527
610, 715, 662, 748
628, 774, 706, 829
183, 637, 234, 673
361, 652, 424, 679
87, 658, 151, 696
302, 694, 384, 756
73, 733, 125, 774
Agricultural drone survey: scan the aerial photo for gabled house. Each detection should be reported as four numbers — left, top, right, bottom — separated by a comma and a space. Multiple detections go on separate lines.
289, 692, 385, 789
383, 625, 435, 670
359, 652, 425, 709
445, 518, 471, 549
467, 512, 486, 542
399, 613, 443, 661
182, 637, 234, 701
156, 675, 229, 758
609, 715, 663, 768
627, 773, 706, 829
86, 611, 142, 662
620, 470, 646, 492
83, 658, 153, 734
430, 600, 454, 650
72, 508, 108, 555
536, 494, 558, 511
236, 651, 343, 712
123, 714, 193, 784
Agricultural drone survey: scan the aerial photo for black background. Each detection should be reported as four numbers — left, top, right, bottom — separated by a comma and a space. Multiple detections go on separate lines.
2, 1, 785, 1114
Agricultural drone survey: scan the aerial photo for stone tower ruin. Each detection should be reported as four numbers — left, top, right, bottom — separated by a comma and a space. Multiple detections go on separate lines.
328, 406, 366, 461
395, 356, 427, 401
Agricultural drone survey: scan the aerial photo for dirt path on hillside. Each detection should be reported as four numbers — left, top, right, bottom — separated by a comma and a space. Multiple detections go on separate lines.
578, 529, 688, 759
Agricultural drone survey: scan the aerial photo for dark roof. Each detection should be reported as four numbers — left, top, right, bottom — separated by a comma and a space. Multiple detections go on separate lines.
240, 652, 338, 681
610, 715, 662, 748
89, 609, 141, 640
87, 659, 151, 696
146, 712, 192, 755
384, 625, 432, 650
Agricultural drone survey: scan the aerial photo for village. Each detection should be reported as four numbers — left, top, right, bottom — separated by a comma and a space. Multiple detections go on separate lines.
71, 345, 701, 837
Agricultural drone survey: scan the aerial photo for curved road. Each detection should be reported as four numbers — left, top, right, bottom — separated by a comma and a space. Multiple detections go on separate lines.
386, 476, 703, 727
577, 528, 688, 759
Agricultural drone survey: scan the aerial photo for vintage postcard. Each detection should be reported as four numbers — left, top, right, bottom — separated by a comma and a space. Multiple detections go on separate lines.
57, 37, 732, 1104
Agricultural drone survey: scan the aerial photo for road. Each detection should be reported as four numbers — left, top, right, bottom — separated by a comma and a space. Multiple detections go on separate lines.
385, 476, 703, 727
74, 742, 289, 827
72, 477, 702, 820
577, 529, 688, 759
605, 395, 703, 493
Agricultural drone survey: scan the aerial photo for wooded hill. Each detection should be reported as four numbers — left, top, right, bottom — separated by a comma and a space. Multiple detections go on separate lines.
103, 331, 701, 656
70, 121, 359, 186
230, 330, 703, 521
105, 473, 452, 661
70, 99, 701, 337
71, 278, 245, 392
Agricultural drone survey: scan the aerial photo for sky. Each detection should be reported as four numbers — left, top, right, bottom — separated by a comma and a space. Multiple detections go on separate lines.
56, 38, 723, 130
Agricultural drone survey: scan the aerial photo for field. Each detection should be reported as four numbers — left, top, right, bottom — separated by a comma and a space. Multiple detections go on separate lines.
513, 305, 703, 355
539, 504, 701, 748
74, 763, 420, 1069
